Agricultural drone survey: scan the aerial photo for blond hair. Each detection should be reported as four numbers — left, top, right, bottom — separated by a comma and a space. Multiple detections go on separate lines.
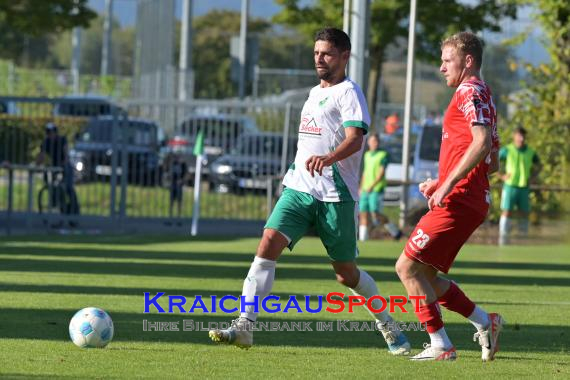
441, 32, 484, 68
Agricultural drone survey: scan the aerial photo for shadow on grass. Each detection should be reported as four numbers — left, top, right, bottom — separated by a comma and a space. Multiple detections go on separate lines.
0, 307, 568, 353
3, 244, 570, 273
1, 254, 569, 286
0, 235, 247, 246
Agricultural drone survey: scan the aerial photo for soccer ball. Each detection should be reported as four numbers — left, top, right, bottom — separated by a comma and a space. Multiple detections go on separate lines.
69, 307, 114, 348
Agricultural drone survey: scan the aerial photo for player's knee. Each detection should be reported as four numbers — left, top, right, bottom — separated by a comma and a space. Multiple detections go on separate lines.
395, 255, 414, 281
335, 272, 358, 288
256, 229, 286, 260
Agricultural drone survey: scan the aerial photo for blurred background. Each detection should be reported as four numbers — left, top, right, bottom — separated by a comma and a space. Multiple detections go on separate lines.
0, 0, 568, 243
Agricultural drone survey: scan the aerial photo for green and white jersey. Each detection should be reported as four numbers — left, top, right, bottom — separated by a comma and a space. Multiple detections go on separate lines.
283, 78, 370, 202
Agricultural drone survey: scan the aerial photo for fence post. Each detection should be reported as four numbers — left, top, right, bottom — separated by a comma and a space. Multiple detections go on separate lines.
27, 168, 34, 213
6, 167, 13, 235
110, 111, 119, 217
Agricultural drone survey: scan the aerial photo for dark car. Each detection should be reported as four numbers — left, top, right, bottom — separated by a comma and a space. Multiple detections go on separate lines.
173, 114, 259, 182
209, 132, 298, 194
53, 95, 125, 118
70, 116, 162, 185
0, 99, 19, 115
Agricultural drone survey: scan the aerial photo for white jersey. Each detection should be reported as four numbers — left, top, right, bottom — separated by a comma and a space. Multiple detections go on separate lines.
283, 78, 370, 202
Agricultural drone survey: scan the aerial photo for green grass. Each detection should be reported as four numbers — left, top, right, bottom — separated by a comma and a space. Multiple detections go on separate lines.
1, 179, 270, 219
0, 235, 569, 378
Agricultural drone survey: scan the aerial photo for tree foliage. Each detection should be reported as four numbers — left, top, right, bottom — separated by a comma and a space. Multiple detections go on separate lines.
191, 10, 311, 98
0, 0, 96, 62
505, 0, 570, 212
51, 16, 134, 76
273, 0, 517, 114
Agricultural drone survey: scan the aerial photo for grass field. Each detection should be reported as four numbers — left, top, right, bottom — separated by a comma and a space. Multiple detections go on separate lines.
0, 179, 271, 220
0, 235, 568, 378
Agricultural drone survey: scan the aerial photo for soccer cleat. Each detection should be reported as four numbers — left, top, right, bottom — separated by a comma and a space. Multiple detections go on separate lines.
474, 313, 505, 362
208, 318, 253, 349
410, 343, 457, 361
376, 320, 411, 355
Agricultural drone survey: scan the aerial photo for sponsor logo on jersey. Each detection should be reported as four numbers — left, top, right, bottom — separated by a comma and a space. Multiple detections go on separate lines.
319, 96, 329, 107
299, 116, 322, 135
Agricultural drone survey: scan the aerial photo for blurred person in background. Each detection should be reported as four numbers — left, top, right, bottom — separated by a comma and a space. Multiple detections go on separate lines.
498, 126, 540, 245
36, 122, 80, 218
359, 133, 402, 241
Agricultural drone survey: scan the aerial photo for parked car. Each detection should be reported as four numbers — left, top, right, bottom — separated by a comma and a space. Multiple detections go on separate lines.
69, 116, 162, 185
172, 114, 259, 181
382, 124, 441, 212
209, 132, 298, 194
53, 95, 125, 118
0, 99, 19, 115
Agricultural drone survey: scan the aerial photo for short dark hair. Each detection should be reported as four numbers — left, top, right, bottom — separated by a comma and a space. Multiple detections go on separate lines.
314, 27, 351, 52
514, 126, 527, 136
441, 31, 484, 69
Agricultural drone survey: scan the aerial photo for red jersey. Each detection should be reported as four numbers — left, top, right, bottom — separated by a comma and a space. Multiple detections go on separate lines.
438, 78, 499, 215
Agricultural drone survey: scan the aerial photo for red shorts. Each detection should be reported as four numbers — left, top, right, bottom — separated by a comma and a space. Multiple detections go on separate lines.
404, 204, 486, 273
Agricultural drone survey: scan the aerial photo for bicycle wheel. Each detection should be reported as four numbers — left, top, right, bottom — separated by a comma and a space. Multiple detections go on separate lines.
38, 185, 67, 214
37, 185, 50, 214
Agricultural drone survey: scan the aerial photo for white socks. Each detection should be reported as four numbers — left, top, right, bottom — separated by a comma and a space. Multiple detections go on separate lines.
468, 306, 490, 331
518, 219, 529, 236
429, 327, 453, 349
499, 215, 511, 245
240, 256, 276, 322
359, 225, 369, 241
349, 269, 392, 323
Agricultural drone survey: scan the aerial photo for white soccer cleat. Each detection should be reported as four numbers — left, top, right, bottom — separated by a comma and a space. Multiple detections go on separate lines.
410, 343, 457, 361
208, 318, 253, 349
376, 320, 411, 355
474, 312, 505, 362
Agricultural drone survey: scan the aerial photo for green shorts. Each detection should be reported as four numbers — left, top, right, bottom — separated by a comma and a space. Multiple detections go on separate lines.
359, 191, 384, 213
265, 188, 358, 262
500, 184, 530, 212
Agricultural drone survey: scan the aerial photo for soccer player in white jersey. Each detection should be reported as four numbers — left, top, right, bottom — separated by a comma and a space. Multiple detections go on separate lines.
209, 28, 410, 355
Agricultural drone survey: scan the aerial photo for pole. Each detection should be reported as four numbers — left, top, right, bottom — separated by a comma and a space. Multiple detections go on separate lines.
348, 0, 370, 94
101, 0, 113, 76
238, 0, 249, 99
179, 0, 193, 101
190, 154, 204, 236
71, 27, 81, 94
343, 0, 351, 35
399, 0, 417, 229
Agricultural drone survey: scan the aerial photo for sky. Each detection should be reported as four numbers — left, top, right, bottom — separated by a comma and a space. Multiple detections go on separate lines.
87, 0, 292, 26
87, 0, 548, 65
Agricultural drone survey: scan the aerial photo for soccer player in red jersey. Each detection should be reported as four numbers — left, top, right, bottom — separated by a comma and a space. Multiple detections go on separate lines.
395, 32, 504, 361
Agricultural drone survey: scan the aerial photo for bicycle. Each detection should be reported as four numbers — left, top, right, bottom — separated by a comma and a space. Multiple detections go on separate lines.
37, 167, 72, 216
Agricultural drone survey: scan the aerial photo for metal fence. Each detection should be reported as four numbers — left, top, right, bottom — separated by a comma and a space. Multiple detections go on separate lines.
0, 96, 303, 233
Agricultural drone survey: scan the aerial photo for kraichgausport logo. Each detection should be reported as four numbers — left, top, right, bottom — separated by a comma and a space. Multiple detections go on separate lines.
144, 292, 426, 314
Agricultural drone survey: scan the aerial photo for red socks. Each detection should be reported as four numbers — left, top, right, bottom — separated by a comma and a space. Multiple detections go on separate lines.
438, 281, 475, 318
415, 302, 444, 333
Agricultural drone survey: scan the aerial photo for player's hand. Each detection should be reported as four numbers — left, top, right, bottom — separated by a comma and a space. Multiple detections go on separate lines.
500, 173, 511, 182
428, 180, 452, 210
305, 154, 333, 177
419, 178, 438, 199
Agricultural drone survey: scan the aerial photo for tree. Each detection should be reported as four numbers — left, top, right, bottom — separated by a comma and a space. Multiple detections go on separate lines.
191, 10, 271, 98
51, 16, 134, 76
0, 0, 96, 62
482, 44, 520, 117
505, 1, 570, 213
273, 0, 517, 120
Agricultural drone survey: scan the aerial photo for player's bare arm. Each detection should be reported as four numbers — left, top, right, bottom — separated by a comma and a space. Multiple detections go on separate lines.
429, 124, 491, 209
305, 127, 364, 177
488, 148, 499, 174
